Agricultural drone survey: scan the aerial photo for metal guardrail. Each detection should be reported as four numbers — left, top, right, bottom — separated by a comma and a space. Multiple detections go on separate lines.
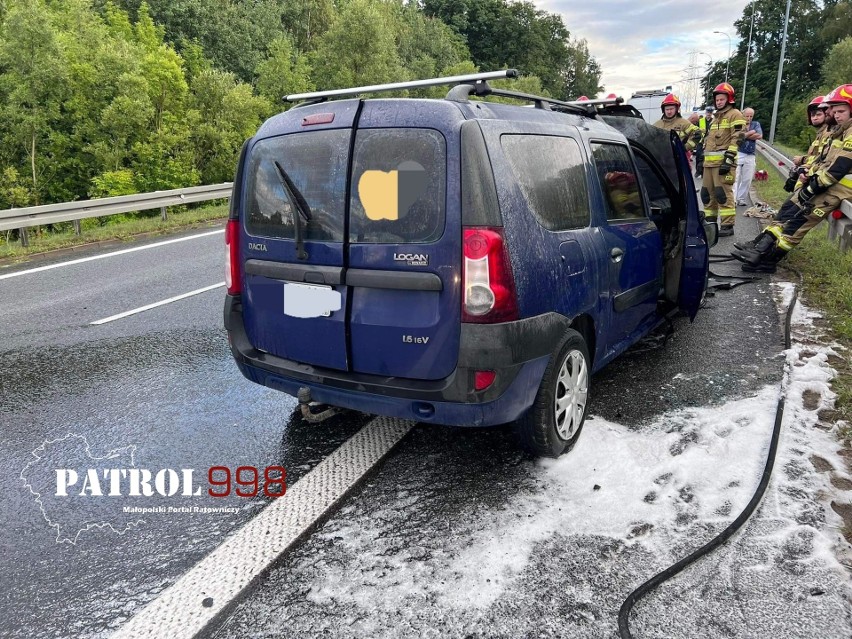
0, 182, 232, 246
756, 140, 852, 252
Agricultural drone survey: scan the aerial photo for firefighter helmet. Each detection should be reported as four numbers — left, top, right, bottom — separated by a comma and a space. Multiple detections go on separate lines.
605, 171, 636, 189
808, 95, 825, 109
577, 95, 590, 101
713, 82, 735, 104
824, 84, 852, 109
807, 95, 826, 123
660, 93, 681, 113
606, 93, 617, 100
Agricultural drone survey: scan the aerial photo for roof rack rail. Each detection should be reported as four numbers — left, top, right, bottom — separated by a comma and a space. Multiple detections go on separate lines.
284, 69, 519, 103
446, 82, 624, 116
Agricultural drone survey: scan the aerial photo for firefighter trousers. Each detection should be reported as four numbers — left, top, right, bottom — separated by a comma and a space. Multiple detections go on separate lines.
701, 165, 737, 229
763, 191, 842, 251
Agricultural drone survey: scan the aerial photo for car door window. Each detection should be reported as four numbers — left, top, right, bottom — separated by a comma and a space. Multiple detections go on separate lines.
591, 142, 646, 222
501, 134, 590, 231
634, 154, 673, 218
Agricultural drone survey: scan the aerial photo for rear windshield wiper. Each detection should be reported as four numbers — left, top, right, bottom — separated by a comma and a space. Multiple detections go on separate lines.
273, 160, 312, 260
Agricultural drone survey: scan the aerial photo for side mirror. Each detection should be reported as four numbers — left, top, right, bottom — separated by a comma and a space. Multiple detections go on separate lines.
703, 220, 718, 247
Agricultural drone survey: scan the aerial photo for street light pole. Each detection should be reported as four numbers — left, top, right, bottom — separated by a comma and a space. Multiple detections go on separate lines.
714, 30, 732, 83
698, 52, 713, 106
741, 3, 757, 110
769, 0, 793, 143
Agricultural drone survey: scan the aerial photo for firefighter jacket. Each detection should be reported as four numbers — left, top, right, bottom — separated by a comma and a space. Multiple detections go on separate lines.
702, 105, 746, 168
812, 118, 852, 199
653, 115, 703, 151
804, 124, 836, 175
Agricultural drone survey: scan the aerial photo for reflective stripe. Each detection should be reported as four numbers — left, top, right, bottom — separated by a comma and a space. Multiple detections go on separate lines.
816, 169, 836, 187
767, 226, 783, 239
731, 119, 747, 127
705, 153, 724, 160
841, 175, 852, 188
719, 209, 736, 218
778, 237, 794, 251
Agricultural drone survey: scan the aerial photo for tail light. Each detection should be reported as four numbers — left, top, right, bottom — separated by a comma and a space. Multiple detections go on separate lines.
225, 219, 241, 295
474, 370, 496, 391
462, 227, 519, 323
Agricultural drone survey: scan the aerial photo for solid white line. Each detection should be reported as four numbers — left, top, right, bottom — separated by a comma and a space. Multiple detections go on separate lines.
110, 418, 414, 639
0, 229, 224, 282
90, 283, 225, 325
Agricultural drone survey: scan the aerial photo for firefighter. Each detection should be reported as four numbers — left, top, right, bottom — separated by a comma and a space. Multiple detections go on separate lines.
701, 83, 746, 236
653, 93, 703, 152
730, 84, 852, 273
694, 106, 714, 177
734, 96, 835, 252
603, 171, 642, 218
785, 96, 834, 193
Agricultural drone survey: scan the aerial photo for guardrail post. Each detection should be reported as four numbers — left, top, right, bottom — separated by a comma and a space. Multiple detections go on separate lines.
161, 206, 167, 221
19, 227, 28, 247
73, 219, 81, 235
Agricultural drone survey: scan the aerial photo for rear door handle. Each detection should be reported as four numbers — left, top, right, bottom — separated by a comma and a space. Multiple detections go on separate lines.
610, 247, 624, 263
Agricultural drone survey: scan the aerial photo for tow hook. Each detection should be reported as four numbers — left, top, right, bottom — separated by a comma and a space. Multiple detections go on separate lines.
297, 387, 340, 423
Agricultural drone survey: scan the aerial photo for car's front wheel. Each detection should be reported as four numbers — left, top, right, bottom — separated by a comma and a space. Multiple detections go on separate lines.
515, 329, 590, 458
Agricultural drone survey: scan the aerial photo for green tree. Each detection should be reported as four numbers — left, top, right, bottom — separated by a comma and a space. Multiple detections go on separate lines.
188, 69, 268, 183
395, 1, 471, 84
255, 36, 314, 106
310, 0, 405, 91
821, 36, 852, 91
421, 0, 600, 101
281, 0, 335, 52
109, 0, 284, 83
0, 0, 68, 204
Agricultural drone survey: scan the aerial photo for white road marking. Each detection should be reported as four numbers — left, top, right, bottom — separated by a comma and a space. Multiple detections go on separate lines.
0, 229, 224, 281
110, 417, 414, 639
90, 283, 225, 325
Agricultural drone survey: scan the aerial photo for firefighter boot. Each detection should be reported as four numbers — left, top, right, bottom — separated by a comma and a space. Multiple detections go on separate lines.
741, 246, 788, 274
730, 232, 775, 266
733, 230, 766, 251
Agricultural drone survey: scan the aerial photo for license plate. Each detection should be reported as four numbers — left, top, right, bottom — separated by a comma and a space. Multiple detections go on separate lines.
283, 282, 342, 318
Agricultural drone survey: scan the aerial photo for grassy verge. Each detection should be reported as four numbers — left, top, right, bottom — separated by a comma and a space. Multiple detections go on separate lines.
754, 154, 852, 437
771, 141, 803, 162
0, 202, 229, 262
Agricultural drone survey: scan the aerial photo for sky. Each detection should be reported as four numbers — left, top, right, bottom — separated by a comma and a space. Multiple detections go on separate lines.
537, 0, 753, 109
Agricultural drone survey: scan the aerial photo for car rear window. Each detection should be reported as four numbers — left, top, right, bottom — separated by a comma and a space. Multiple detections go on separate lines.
349, 128, 446, 244
244, 129, 349, 241
500, 134, 590, 231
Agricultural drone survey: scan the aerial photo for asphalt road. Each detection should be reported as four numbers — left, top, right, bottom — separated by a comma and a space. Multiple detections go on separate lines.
0, 216, 849, 638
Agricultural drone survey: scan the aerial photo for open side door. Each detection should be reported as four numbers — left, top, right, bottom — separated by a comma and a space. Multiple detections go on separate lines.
671, 133, 709, 320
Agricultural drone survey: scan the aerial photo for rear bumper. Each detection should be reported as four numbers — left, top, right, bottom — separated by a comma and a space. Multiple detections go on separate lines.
224, 295, 570, 426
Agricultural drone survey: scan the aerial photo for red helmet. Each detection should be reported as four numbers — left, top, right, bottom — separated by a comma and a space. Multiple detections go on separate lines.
713, 82, 735, 103
605, 171, 636, 189
660, 93, 681, 112
824, 84, 852, 109
808, 95, 824, 109
577, 95, 590, 101
606, 93, 617, 99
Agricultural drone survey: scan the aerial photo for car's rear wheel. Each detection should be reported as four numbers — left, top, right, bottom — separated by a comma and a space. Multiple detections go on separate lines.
515, 329, 590, 458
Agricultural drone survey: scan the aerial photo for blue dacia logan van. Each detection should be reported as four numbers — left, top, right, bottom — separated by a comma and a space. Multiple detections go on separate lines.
224, 70, 711, 457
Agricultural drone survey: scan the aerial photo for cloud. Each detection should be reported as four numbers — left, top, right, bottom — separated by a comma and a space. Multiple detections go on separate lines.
537, 0, 751, 109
